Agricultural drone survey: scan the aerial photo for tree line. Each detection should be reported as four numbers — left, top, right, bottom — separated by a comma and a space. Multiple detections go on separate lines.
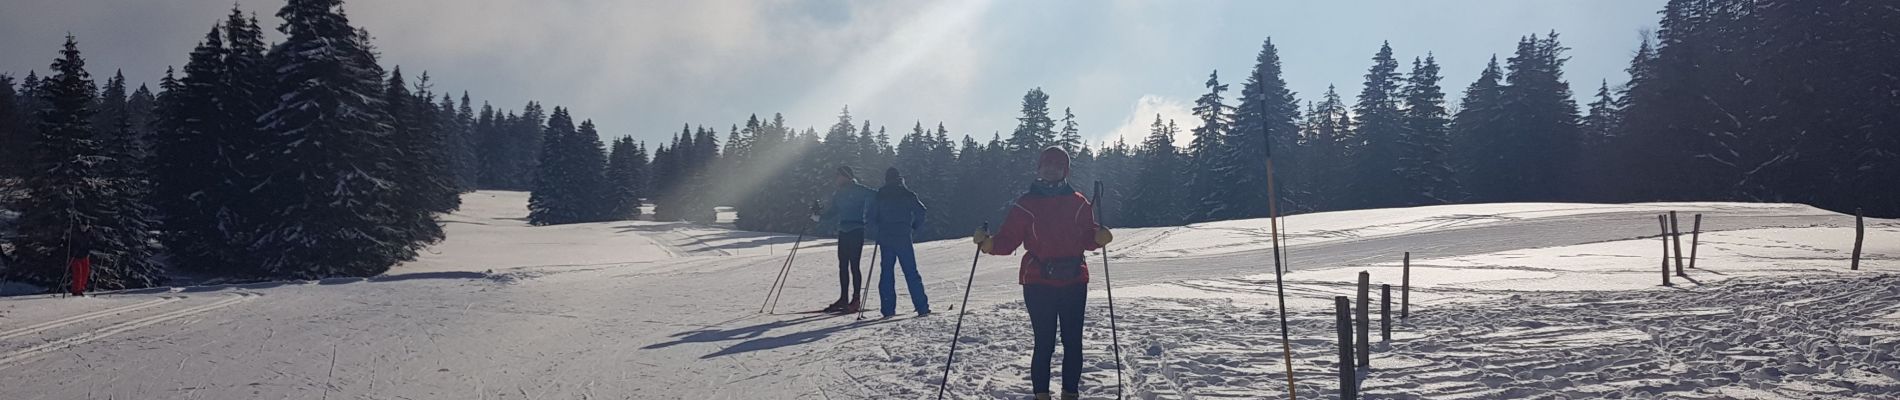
2, 0, 1893, 290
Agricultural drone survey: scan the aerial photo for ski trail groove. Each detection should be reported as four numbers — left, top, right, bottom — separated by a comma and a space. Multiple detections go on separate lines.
0, 296, 180, 341
0, 292, 257, 369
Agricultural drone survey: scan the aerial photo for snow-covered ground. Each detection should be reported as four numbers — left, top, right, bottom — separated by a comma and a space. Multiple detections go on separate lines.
0, 191, 1892, 399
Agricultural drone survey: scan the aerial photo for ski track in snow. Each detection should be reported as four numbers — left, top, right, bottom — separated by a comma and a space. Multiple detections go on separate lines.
0, 192, 1893, 399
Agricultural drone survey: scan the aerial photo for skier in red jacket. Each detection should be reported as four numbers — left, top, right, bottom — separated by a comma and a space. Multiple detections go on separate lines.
68, 226, 93, 297
973, 147, 1114, 400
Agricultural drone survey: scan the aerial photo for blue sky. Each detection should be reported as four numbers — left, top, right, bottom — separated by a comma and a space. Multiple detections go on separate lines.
1, 0, 1662, 147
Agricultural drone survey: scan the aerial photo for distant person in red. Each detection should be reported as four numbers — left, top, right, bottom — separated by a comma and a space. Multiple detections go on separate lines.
68, 226, 93, 296
973, 147, 1114, 400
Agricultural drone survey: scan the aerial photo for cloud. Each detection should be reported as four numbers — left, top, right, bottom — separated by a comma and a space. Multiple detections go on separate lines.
1103, 94, 1200, 148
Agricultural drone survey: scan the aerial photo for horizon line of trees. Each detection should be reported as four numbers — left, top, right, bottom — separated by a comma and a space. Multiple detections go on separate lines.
2, 0, 1893, 291
570, 0, 1894, 242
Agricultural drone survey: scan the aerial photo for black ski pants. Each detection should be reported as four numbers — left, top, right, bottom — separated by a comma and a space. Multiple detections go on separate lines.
836, 228, 865, 303
1025, 283, 1087, 395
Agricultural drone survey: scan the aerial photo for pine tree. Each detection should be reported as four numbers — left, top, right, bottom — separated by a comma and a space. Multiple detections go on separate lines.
251, 0, 431, 278
1350, 42, 1408, 209
1221, 38, 1303, 217
9, 35, 166, 289
1450, 56, 1509, 203
1398, 55, 1454, 205
1576, 80, 1621, 201
1301, 85, 1354, 212
153, 26, 244, 276
1492, 33, 1584, 202
604, 136, 645, 220
124, 84, 157, 160
1094, 138, 1137, 225
451, 92, 479, 191
857, 119, 880, 184
1058, 107, 1082, 153
687, 125, 720, 222
0, 75, 28, 178
1007, 88, 1057, 186
90, 70, 127, 139
1124, 115, 1184, 226
1185, 70, 1232, 222
528, 108, 609, 225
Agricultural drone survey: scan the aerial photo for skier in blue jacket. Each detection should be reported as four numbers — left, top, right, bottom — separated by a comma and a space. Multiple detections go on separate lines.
813, 166, 878, 313
867, 167, 930, 317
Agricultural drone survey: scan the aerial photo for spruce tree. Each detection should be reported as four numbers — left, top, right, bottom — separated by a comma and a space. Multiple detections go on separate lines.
1450, 57, 1509, 203
1301, 85, 1355, 211
1350, 42, 1408, 209
1124, 115, 1184, 226
10, 35, 166, 289
251, 0, 430, 278
1007, 88, 1057, 185
1494, 33, 1584, 202
1185, 70, 1232, 222
91, 71, 128, 139
451, 92, 479, 191
528, 108, 608, 225
0, 75, 27, 178
1398, 55, 1454, 205
1058, 107, 1082, 153
124, 84, 157, 160
152, 27, 241, 275
1222, 38, 1303, 217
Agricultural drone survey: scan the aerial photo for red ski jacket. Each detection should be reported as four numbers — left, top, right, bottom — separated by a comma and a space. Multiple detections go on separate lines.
986, 184, 1102, 287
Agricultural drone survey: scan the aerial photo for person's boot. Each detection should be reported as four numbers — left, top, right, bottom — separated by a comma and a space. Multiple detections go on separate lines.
1032, 393, 1052, 400
843, 299, 861, 313
1060, 393, 1079, 400
822, 300, 846, 312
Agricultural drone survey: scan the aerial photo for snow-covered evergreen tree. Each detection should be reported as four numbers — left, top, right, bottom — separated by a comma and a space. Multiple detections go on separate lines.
9, 35, 166, 290
528, 108, 609, 225
0, 75, 30, 178
249, 0, 432, 278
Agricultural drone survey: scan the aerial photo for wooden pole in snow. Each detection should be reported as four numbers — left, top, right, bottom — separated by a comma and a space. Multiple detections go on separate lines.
1355, 271, 1370, 370
1690, 214, 1702, 269
1400, 252, 1411, 320
1670, 211, 1686, 277
1335, 296, 1356, 400
1380, 284, 1391, 343
1659, 215, 1672, 286
1853, 208, 1864, 270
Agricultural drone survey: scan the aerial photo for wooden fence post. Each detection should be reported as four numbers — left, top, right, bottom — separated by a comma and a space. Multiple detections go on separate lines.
1356, 271, 1370, 370
1401, 252, 1411, 320
1690, 214, 1702, 269
1854, 208, 1865, 270
1335, 296, 1357, 400
1670, 211, 1685, 277
1659, 215, 1672, 286
1380, 284, 1392, 343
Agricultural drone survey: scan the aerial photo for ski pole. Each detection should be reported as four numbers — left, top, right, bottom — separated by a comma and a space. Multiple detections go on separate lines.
936, 222, 987, 400
1094, 181, 1126, 399
857, 243, 879, 320
767, 230, 808, 315
761, 224, 812, 314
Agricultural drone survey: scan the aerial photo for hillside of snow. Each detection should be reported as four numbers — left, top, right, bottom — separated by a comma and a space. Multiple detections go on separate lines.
0, 191, 1893, 399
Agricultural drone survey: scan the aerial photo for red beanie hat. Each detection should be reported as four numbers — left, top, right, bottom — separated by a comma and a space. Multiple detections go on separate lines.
1038, 146, 1070, 179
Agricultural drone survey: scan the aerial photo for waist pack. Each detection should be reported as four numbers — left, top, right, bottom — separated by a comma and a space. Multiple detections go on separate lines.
1033, 255, 1085, 281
